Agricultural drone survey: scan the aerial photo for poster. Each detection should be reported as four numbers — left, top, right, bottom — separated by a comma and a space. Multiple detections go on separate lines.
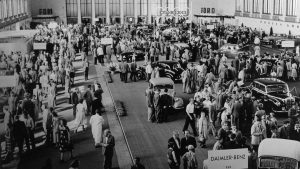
207, 25, 215, 30
101, 38, 113, 45
207, 149, 248, 169
281, 41, 295, 48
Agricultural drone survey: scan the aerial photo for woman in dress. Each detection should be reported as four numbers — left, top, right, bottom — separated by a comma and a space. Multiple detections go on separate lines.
74, 99, 86, 133
58, 119, 74, 162
47, 81, 56, 108
291, 62, 298, 81
198, 112, 209, 148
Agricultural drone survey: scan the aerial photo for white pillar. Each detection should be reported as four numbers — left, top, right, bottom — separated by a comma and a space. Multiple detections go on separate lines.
120, 0, 124, 24
77, 0, 82, 24
91, 0, 96, 25
106, 0, 110, 24
147, 0, 151, 24
161, 0, 166, 23
134, 0, 138, 24
16, 22, 20, 30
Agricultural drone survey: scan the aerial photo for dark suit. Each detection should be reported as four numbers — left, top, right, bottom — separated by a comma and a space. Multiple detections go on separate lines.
231, 101, 242, 129
180, 136, 197, 156
92, 98, 102, 115
160, 93, 172, 122
103, 135, 115, 169
208, 103, 217, 136
13, 120, 28, 154
71, 92, 79, 117
168, 137, 181, 164
278, 126, 289, 139
129, 62, 137, 82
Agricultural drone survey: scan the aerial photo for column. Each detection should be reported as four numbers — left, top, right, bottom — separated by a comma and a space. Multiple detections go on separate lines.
241, 0, 244, 16
282, 0, 287, 19
259, 0, 263, 18
134, 0, 138, 24
105, 0, 110, 24
77, 0, 82, 24
91, 0, 95, 25
269, 0, 274, 19
174, 0, 179, 23
147, 0, 151, 24
161, 0, 167, 23
120, 0, 124, 24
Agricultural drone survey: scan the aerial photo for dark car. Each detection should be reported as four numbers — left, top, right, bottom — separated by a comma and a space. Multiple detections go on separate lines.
217, 43, 250, 58
250, 78, 295, 114
152, 61, 184, 81
261, 34, 287, 45
119, 50, 145, 62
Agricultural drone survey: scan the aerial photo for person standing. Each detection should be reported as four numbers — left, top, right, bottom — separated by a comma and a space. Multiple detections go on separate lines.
198, 112, 209, 148
84, 85, 93, 115
22, 112, 35, 150
122, 60, 130, 83
129, 60, 137, 82
72, 88, 80, 118
74, 99, 87, 133
251, 115, 264, 152
168, 131, 181, 168
145, 84, 155, 122
153, 88, 162, 123
89, 109, 105, 148
182, 145, 197, 169
180, 130, 197, 156
182, 98, 197, 136
97, 45, 104, 64
83, 58, 89, 81
231, 99, 242, 130
102, 129, 115, 169
160, 89, 172, 122
52, 112, 59, 147
167, 142, 180, 169
13, 115, 28, 156
118, 59, 125, 82
58, 119, 74, 163
145, 62, 153, 82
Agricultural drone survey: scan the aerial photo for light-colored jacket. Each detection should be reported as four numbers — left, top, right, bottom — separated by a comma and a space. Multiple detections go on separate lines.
251, 121, 264, 145
198, 115, 209, 139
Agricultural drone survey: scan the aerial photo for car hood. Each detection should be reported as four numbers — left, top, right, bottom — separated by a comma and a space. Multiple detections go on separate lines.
269, 93, 289, 99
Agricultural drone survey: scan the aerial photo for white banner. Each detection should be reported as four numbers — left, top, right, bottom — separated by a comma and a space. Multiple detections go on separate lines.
101, 38, 113, 45
33, 43, 47, 50
207, 149, 248, 169
207, 25, 215, 30
281, 40, 295, 48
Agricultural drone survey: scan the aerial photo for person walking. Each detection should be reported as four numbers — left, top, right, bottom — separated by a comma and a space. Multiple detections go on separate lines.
97, 45, 104, 64
180, 130, 197, 156
251, 115, 265, 153
22, 112, 35, 150
89, 109, 105, 148
182, 98, 197, 136
52, 112, 59, 147
182, 145, 198, 169
198, 112, 209, 148
74, 99, 86, 133
58, 119, 74, 163
145, 84, 155, 122
83, 58, 89, 81
130, 60, 138, 82
167, 142, 180, 169
102, 129, 115, 169
72, 88, 80, 118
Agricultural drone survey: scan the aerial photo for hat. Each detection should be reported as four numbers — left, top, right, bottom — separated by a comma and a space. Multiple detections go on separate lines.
188, 145, 195, 150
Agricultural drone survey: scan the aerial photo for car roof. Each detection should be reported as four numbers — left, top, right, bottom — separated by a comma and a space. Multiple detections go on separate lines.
155, 61, 178, 64
258, 138, 300, 160
149, 78, 174, 86
254, 78, 286, 85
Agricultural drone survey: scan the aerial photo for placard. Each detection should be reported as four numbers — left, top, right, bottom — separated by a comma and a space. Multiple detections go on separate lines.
207, 25, 215, 30
33, 43, 47, 50
207, 149, 248, 169
101, 38, 113, 45
281, 40, 295, 48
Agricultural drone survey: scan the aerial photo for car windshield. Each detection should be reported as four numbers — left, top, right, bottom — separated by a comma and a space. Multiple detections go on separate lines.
154, 84, 173, 90
267, 84, 288, 94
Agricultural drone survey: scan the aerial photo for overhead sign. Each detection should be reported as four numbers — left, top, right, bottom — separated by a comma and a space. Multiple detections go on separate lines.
48, 22, 58, 29
281, 40, 295, 48
33, 43, 47, 50
207, 25, 215, 30
207, 149, 248, 169
101, 38, 113, 45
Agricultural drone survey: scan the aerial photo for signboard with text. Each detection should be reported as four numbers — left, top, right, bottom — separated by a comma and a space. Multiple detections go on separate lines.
33, 43, 47, 50
281, 40, 295, 48
207, 25, 215, 30
207, 149, 248, 169
101, 38, 113, 45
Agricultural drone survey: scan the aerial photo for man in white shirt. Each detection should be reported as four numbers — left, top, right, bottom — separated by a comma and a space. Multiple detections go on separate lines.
145, 62, 153, 82
182, 98, 197, 136
97, 45, 104, 64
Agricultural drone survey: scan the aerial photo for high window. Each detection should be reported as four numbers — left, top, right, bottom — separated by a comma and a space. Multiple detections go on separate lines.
274, 0, 283, 15
95, 0, 106, 17
137, 0, 148, 16
110, 0, 120, 16
236, 0, 242, 11
244, 0, 251, 12
263, 0, 271, 14
66, 0, 77, 17
286, 0, 296, 16
80, 0, 92, 17
124, 0, 134, 16
253, 0, 260, 13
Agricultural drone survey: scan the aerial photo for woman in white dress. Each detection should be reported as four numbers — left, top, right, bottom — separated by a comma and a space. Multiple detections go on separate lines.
89, 109, 105, 147
291, 62, 298, 81
47, 81, 56, 108
74, 99, 87, 132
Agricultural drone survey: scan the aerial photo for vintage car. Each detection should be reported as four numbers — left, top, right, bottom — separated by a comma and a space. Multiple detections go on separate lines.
152, 61, 184, 81
261, 34, 287, 45
119, 50, 145, 62
250, 78, 295, 114
217, 43, 250, 58
258, 139, 300, 169
147, 78, 184, 110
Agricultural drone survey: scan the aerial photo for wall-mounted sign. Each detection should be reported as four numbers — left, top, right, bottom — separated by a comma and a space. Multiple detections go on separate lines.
160, 7, 189, 16
281, 40, 295, 48
207, 149, 248, 169
201, 8, 216, 14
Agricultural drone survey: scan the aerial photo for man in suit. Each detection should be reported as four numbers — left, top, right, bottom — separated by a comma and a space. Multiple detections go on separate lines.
231, 99, 243, 130
13, 115, 28, 156
180, 130, 197, 156
168, 131, 181, 165
278, 121, 290, 139
129, 59, 137, 82
102, 129, 115, 169
72, 88, 80, 118
160, 89, 172, 122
